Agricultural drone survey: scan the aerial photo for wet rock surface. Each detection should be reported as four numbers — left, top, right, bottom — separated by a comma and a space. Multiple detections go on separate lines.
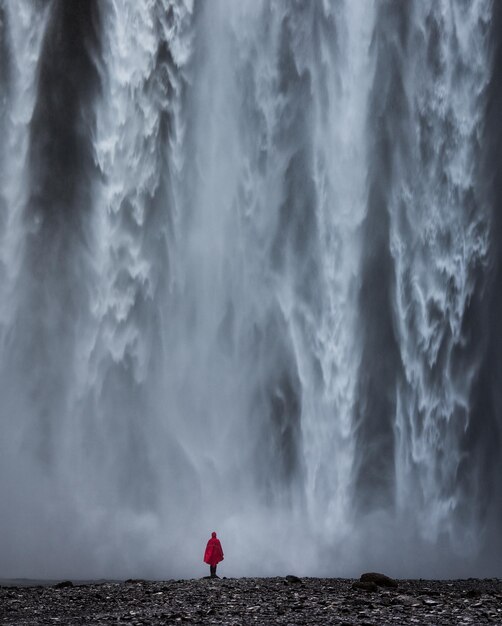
1, 577, 502, 625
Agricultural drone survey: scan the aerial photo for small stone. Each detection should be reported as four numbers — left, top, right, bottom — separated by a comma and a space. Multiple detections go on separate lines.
4, 575, 502, 624
393, 594, 420, 606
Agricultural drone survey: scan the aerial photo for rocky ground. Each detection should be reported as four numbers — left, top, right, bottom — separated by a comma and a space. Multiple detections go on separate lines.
1, 575, 502, 625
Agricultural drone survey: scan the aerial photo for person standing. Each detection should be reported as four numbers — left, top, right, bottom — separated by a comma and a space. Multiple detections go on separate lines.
204, 531, 224, 578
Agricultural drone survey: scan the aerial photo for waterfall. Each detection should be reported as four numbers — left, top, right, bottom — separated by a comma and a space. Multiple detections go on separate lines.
0, 0, 500, 579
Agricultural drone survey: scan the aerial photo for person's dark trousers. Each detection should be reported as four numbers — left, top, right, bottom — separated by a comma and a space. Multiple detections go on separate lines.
210, 565, 217, 577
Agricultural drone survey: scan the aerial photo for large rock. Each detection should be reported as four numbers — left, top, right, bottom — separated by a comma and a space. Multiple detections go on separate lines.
360, 572, 398, 588
125, 579, 145, 584
352, 581, 378, 592
285, 575, 302, 584
54, 581, 73, 589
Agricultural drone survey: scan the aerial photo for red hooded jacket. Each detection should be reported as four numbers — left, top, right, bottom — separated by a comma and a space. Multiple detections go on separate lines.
204, 532, 224, 566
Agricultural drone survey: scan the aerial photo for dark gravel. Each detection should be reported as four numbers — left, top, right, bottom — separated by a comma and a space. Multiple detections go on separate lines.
1, 576, 502, 625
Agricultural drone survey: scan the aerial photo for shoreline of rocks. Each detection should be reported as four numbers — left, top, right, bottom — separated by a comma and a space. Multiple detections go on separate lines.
2, 575, 502, 624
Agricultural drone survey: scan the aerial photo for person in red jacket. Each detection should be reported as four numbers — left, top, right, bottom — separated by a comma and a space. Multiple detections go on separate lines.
204, 531, 224, 578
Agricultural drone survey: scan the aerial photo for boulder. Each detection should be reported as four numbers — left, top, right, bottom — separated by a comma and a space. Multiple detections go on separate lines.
352, 581, 378, 592
54, 581, 73, 589
285, 575, 302, 584
125, 579, 145, 584
360, 572, 398, 588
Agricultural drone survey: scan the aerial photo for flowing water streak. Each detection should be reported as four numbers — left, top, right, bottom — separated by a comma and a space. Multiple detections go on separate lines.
0, 0, 52, 575
0, 0, 49, 338
0, 0, 103, 576
71, 0, 196, 573
295, 0, 375, 546
391, 0, 492, 548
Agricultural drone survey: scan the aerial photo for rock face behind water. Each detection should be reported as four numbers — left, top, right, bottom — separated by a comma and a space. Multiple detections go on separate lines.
1, 577, 501, 625
360, 572, 398, 588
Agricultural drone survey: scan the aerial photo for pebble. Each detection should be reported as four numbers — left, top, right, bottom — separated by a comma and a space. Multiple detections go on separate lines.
0, 577, 501, 625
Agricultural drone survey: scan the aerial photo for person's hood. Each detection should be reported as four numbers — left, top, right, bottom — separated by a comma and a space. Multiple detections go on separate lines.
211, 532, 217, 538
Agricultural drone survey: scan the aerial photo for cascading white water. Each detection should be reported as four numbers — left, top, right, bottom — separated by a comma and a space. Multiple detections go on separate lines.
0, 0, 500, 579
392, 0, 493, 551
